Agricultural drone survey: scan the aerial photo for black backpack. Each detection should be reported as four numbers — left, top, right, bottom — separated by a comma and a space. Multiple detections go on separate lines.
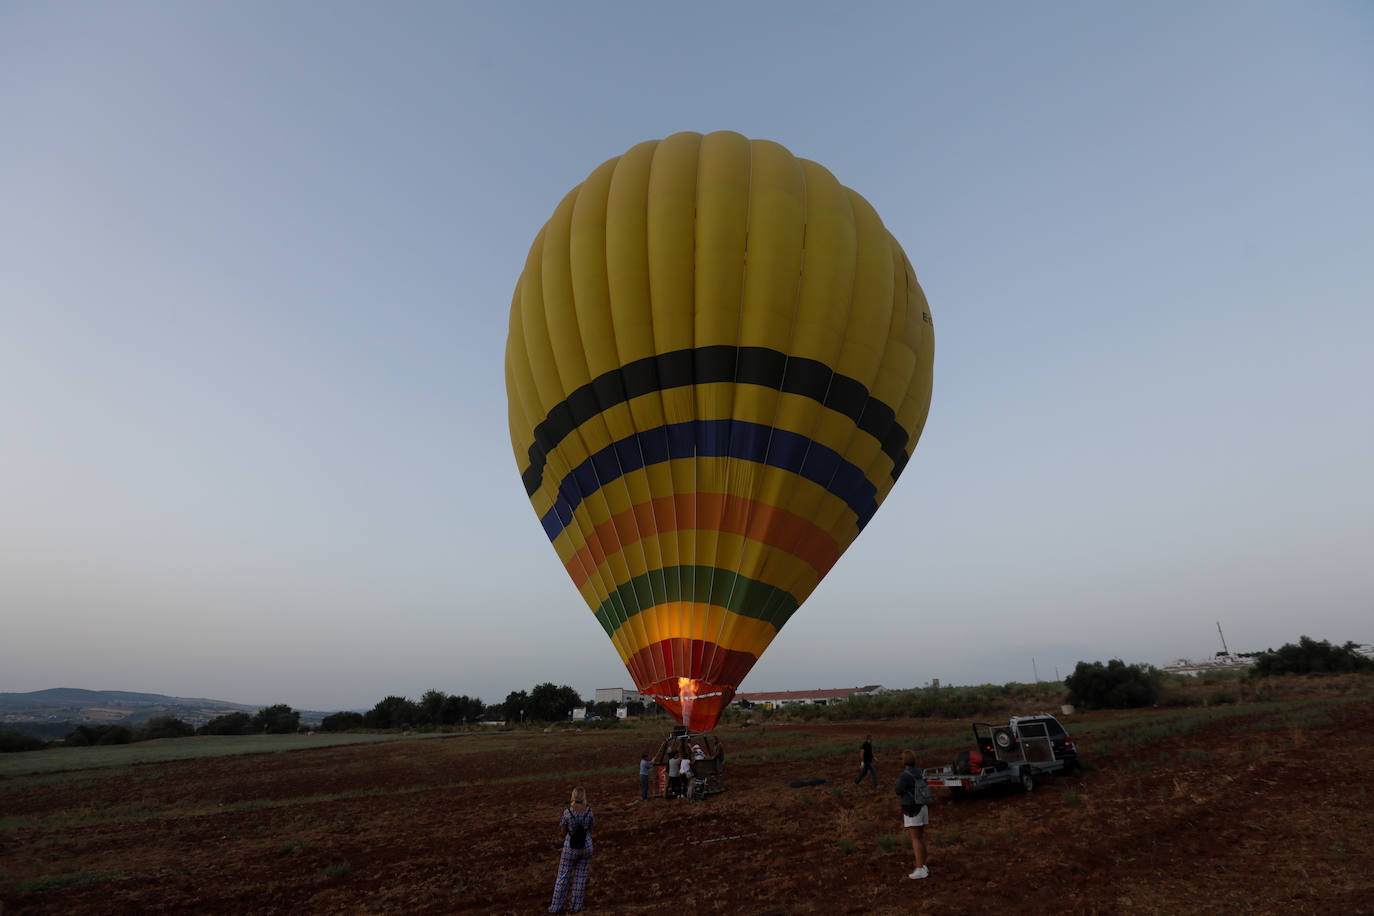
567, 809, 588, 848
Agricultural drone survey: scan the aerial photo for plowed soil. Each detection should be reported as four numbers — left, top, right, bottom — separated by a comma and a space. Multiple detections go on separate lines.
3, 696, 1373, 914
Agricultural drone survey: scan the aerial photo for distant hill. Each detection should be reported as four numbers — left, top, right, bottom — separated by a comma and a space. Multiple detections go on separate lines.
0, 688, 256, 712
0, 689, 333, 739
0, 688, 259, 737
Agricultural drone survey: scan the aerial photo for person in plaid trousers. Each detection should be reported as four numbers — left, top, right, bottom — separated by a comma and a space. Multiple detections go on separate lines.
548, 786, 595, 913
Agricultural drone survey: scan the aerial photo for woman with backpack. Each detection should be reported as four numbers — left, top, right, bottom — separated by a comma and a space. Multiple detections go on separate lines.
548, 786, 595, 913
894, 749, 932, 879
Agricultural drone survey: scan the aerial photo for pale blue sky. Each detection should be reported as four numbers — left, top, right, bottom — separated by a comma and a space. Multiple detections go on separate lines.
3, 2, 1370, 710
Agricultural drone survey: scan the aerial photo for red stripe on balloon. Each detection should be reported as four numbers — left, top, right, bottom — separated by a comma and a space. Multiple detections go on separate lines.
627, 638, 758, 690
565, 493, 841, 589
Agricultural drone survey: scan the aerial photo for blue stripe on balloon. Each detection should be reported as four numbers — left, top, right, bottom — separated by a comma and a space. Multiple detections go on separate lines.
538, 419, 878, 542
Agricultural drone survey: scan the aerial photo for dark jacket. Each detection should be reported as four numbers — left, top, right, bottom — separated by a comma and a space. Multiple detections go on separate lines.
895, 765, 931, 807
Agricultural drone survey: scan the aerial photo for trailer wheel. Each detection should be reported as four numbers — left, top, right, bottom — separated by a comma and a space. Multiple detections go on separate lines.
1020, 768, 1034, 794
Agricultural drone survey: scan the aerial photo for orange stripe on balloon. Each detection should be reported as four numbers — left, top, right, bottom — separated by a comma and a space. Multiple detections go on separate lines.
564, 493, 840, 588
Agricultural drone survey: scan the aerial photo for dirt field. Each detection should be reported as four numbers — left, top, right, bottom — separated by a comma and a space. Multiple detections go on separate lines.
3, 692, 1373, 914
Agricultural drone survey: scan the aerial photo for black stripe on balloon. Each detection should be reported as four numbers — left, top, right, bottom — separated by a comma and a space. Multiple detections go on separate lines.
520, 345, 910, 497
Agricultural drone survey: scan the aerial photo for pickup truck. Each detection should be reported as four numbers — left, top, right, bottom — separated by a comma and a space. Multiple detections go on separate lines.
923, 713, 1078, 795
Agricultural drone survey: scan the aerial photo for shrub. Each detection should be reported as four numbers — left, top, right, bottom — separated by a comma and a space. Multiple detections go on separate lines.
96, 725, 134, 745
1065, 659, 1162, 709
365, 696, 420, 730
64, 724, 134, 747
0, 730, 47, 753
320, 711, 365, 732
138, 716, 195, 740
198, 712, 253, 736
252, 704, 301, 734
1250, 637, 1374, 676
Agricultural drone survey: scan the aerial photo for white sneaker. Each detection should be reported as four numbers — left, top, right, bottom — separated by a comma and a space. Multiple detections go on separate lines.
908, 866, 928, 879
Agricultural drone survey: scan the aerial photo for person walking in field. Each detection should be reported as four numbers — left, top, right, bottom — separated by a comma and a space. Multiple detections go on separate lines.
548, 786, 595, 913
855, 734, 878, 787
894, 749, 932, 879
638, 753, 652, 801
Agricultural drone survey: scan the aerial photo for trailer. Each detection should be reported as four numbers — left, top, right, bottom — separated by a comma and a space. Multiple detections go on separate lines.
923, 714, 1078, 796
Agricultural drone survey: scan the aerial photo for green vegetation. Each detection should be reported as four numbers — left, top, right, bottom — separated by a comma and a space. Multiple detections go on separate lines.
1251, 636, 1374, 676
199, 711, 254, 736
1065, 659, 1162, 709
64, 724, 134, 747
931, 828, 963, 847
253, 704, 301, 734
0, 732, 417, 778
731, 680, 1072, 724
325, 860, 351, 879
502, 683, 583, 723
838, 838, 855, 854
1, 730, 47, 753
718, 638, 1370, 727
140, 716, 196, 740
364, 695, 422, 729
320, 711, 365, 731
1058, 696, 1372, 763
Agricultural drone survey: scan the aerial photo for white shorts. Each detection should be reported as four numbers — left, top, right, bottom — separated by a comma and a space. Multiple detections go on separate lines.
903, 807, 929, 828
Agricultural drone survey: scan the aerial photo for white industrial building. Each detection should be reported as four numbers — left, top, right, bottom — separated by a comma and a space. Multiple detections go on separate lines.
594, 687, 643, 705
1162, 655, 1256, 676
734, 685, 887, 709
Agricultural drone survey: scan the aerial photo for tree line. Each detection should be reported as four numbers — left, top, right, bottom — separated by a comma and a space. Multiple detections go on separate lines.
61, 704, 303, 747
2, 682, 651, 752
1064, 636, 1373, 709
319, 683, 654, 731
4, 637, 1367, 753
0, 705, 307, 752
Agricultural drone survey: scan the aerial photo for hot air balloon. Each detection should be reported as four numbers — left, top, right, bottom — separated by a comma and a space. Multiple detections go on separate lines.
505, 131, 933, 732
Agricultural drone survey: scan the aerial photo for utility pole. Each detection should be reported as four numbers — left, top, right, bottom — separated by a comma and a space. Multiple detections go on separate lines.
1217, 621, 1230, 656
1032, 658, 1040, 682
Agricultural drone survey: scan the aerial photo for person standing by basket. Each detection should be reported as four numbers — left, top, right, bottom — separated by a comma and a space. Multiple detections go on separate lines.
679, 749, 695, 801
666, 748, 681, 798
894, 749, 932, 879
638, 753, 652, 801
548, 786, 595, 913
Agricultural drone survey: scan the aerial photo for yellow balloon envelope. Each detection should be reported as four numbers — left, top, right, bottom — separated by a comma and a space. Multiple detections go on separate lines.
505, 131, 933, 731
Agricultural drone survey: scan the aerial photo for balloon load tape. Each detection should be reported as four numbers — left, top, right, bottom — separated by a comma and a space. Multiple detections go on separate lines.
643, 677, 735, 733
